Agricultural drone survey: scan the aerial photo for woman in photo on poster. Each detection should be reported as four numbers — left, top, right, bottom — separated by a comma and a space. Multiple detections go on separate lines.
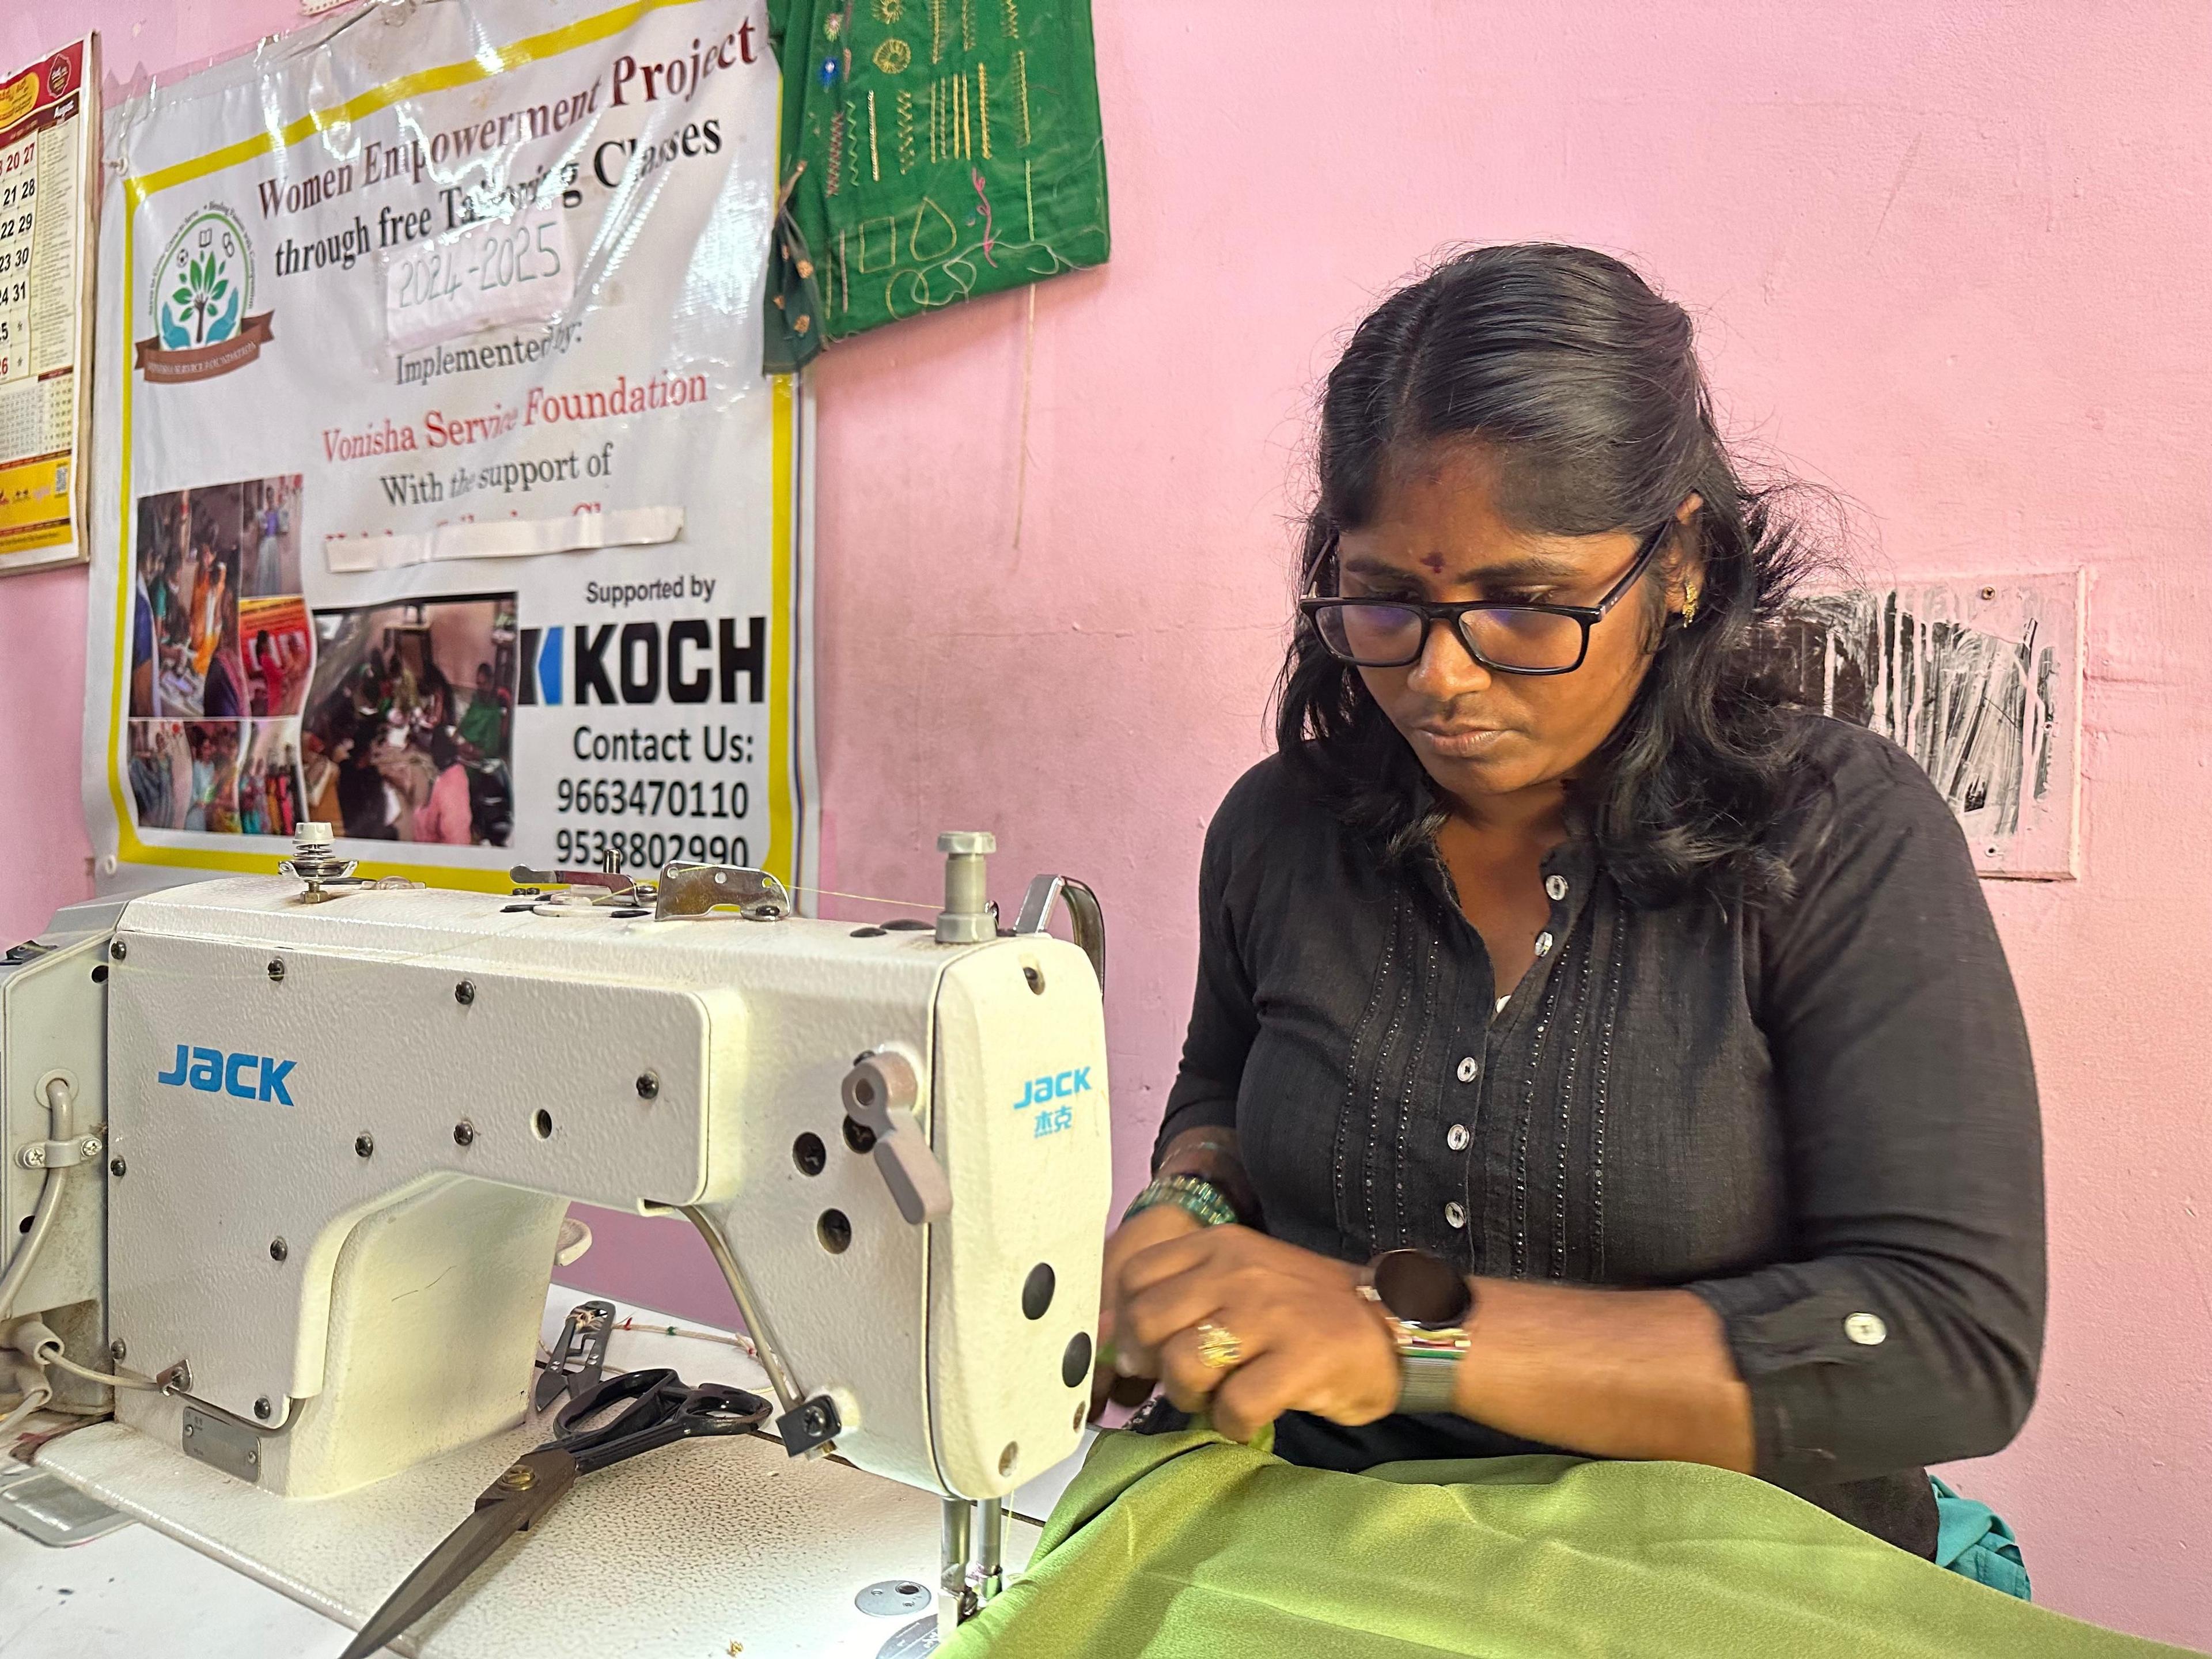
237, 724, 300, 838
153, 539, 198, 715
128, 723, 191, 831
301, 727, 344, 827
244, 622, 302, 718
202, 637, 244, 719
454, 661, 509, 762
266, 746, 299, 835
182, 724, 241, 834
374, 730, 474, 844
189, 543, 226, 680
254, 489, 283, 597
131, 573, 158, 718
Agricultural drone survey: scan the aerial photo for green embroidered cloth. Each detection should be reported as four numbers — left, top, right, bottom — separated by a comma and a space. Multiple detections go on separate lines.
764, 0, 1108, 365
945, 1430, 2201, 1658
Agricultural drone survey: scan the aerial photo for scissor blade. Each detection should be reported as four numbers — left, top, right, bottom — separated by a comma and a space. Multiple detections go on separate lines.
338, 1454, 576, 1658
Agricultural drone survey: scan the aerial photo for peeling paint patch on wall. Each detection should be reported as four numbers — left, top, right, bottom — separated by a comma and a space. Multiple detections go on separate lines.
1754, 573, 2084, 878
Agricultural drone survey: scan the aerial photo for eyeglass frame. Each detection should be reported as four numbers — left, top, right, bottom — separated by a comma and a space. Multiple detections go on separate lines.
1297, 514, 1679, 676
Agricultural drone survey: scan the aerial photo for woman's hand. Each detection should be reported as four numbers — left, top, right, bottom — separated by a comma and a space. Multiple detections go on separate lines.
1091, 1203, 1206, 1416
1110, 1225, 1400, 1444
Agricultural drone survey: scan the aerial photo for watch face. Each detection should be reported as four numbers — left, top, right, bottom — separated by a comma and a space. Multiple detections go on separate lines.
1372, 1249, 1472, 1329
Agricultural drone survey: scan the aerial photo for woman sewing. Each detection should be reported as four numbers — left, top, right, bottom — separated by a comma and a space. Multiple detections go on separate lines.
1094, 243, 2044, 1563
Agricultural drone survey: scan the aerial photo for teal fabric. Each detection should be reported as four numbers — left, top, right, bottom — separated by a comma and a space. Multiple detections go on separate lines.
1933, 1476, 2033, 1601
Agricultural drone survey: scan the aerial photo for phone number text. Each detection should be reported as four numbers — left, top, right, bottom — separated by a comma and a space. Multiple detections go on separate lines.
554, 828, 751, 872
557, 777, 750, 819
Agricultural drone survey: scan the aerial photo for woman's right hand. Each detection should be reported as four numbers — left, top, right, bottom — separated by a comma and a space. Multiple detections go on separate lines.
1091, 1202, 1207, 1418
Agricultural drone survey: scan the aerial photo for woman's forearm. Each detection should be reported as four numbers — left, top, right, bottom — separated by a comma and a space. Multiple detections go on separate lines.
1144, 1132, 1752, 1468
1451, 1278, 1755, 1472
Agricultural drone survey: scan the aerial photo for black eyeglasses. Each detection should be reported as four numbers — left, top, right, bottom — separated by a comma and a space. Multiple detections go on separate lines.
1298, 517, 1674, 675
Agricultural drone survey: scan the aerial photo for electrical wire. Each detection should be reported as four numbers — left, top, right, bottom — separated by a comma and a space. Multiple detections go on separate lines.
613, 1315, 759, 1361
41, 1349, 163, 1392
0, 1174, 62, 1324
0, 1377, 105, 1417
0, 1078, 73, 1324
0, 1394, 104, 1417
0, 1385, 52, 1440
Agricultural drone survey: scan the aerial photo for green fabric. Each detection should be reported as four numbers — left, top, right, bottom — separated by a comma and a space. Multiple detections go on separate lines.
945, 1430, 2198, 1659
1931, 1475, 2033, 1602
765, 0, 1108, 360
454, 693, 503, 755
761, 187, 829, 373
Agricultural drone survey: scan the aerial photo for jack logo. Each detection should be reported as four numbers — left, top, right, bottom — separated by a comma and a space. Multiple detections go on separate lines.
1015, 1070, 1091, 1109
1017, 1068, 1090, 1140
156, 1044, 296, 1105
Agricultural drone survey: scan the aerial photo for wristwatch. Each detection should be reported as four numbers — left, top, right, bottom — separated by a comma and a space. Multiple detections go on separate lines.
1358, 1248, 1475, 1414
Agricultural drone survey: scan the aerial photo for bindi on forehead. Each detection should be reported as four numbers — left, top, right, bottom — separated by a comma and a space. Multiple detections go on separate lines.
1420, 552, 1447, 574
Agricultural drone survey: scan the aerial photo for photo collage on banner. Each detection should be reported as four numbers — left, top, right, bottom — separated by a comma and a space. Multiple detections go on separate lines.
126, 474, 310, 835
300, 594, 517, 846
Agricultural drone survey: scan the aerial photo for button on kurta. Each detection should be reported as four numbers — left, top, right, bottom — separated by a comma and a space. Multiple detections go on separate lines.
1546, 875, 1568, 900
1446, 1124, 1470, 1152
1444, 1201, 1467, 1229
1455, 1055, 1480, 1084
1533, 931, 1554, 957
1844, 1312, 1888, 1346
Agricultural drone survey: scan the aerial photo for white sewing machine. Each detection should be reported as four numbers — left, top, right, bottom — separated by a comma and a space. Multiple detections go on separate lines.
0, 831, 1112, 1655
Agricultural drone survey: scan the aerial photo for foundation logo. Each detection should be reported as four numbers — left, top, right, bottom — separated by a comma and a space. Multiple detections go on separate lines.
134, 203, 276, 384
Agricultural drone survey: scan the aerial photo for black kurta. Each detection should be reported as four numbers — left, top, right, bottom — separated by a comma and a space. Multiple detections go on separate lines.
1154, 715, 2045, 1555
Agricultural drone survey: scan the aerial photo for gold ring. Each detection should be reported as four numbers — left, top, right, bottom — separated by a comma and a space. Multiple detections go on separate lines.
1193, 1320, 1245, 1371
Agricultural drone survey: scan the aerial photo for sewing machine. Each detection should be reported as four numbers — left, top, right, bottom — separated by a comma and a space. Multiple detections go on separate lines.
0, 831, 1112, 1652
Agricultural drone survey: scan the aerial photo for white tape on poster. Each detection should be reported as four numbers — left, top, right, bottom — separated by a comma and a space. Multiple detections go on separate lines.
82, 0, 815, 899
324, 506, 684, 571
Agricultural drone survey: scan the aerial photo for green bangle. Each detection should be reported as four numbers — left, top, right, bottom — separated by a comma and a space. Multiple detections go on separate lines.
1123, 1174, 1239, 1230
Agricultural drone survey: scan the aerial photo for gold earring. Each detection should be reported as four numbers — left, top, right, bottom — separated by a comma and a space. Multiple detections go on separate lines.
1681, 585, 1700, 624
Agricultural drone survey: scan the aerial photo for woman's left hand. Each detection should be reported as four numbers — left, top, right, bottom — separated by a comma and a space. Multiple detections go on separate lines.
1111, 1226, 1403, 1444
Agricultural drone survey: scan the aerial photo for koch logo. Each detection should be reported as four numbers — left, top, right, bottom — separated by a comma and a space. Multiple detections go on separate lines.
156, 1044, 296, 1105
517, 619, 766, 707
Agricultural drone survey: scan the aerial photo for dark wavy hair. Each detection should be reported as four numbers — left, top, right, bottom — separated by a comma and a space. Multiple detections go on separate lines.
1275, 244, 1823, 907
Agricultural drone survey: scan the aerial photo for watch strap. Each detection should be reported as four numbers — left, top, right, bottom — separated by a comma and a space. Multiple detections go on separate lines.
1358, 1279, 1472, 1415
1396, 1350, 1462, 1415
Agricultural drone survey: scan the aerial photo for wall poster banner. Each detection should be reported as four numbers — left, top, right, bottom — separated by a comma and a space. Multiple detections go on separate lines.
0, 34, 99, 575
83, 0, 817, 900
1751, 573, 2084, 880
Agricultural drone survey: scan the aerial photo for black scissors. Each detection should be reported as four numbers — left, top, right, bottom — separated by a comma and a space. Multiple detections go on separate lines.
533, 1299, 615, 1414
339, 1368, 771, 1657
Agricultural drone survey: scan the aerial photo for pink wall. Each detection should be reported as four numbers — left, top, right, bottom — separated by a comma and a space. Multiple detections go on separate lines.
6, 3, 2207, 1646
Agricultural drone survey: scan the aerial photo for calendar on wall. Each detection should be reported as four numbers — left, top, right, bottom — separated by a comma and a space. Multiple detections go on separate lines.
0, 34, 97, 577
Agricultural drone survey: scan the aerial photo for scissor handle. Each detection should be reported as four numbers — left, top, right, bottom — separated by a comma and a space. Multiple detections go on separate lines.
554, 1367, 772, 1476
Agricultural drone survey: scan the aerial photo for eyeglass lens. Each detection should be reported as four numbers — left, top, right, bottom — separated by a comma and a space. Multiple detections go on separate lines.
1311, 603, 1585, 671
